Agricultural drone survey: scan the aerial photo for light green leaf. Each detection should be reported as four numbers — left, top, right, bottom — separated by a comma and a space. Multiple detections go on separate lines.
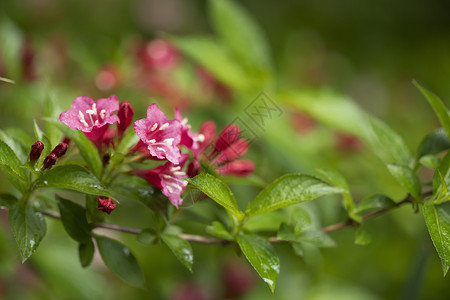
0, 130, 28, 163
161, 234, 194, 272
95, 236, 146, 287
355, 194, 396, 214
237, 234, 280, 293
0, 19, 22, 79
423, 202, 450, 275
56, 195, 91, 243
85, 194, 105, 223
417, 128, 449, 159
205, 221, 233, 241
419, 155, 440, 169
171, 36, 251, 91
414, 80, 450, 139
33, 165, 113, 198
44, 94, 63, 148
246, 174, 343, 218
432, 171, 450, 205
187, 173, 243, 220
387, 163, 421, 198
33, 120, 52, 169
79, 239, 95, 268
0, 164, 26, 193
9, 204, 47, 262
49, 120, 103, 177
137, 229, 158, 245
0, 139, 27, 179
116, 129, 140, 153
434, 151, 450, 194
355, 225, 372, 246
277, 223, 335, 247
209, 0, 272, 83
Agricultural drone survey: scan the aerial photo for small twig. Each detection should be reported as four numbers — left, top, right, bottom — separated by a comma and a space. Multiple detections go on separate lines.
39, 193, 420, 246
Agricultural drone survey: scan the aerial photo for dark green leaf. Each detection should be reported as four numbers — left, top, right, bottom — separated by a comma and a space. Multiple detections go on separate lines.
85, 194, 105, 223
188, 173, 243, 220
9, 204, 47, 262
0, 164, 26, 193
33, 165, 113, 198
0, 139, 26, 179
355, 194, 396, 214
417, 128, 450, 158
237, 234, 280, 293
161, 234, 194, 272
355, 225, 372, 246
0, 193, 17, 209
49, 120, 103, 177
414, 80, 450, 139
79, 239, 95, 268
56, 195, 91, 242
0, 130, 28, 163
246, 174, 343, 218
137, 229, 158, 245
387, 163, 421, 198
205, 221, 233, 241
423, 202, 450, 275
95, 235, 146, 287
171, 36, 251, 91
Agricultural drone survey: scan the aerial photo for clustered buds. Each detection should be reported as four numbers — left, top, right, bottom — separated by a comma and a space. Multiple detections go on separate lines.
97, 197, 116, 214
51, 142, 68, 157
29, 141, 44, 163
43, 153, 57, 169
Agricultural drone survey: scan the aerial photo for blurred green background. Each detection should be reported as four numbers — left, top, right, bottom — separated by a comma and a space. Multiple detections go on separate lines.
1, 0, 450, 299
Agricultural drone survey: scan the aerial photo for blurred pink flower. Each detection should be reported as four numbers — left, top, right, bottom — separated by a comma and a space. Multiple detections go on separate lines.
134, 103, 182, 164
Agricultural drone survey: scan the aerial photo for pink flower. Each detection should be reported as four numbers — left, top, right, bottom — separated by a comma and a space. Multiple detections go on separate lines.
175, 108, 204, 152
134, 103, 182, 164
135, 154, 189, 208
59, 95, 120, 132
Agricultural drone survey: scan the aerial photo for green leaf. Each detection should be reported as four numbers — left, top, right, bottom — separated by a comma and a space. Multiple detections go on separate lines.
171, 36, 251, 91
0, 164, 26, 193
85, 194, 105, 223
246, 174, 343, 218
209, 0, 272, 83
116, 129, 140, 153
0, 19, 22, 80
0, 193, 17, 209
9, 204, 47, 262
289, 207, 312, 233
33, 120, 52, 169
0, 130, 28, 163
161, 234, 194, 272
49, 120, 103, 177
56, 195, 91, 242
0, 139, 27, 179
423, 202, 450, 275
387, 163, 421, 199
417, 128, 450, 159
316, 169, 359, 221
137, 229, 158, 245
419, 155, 440, 169
187, 173, 243, 220
355, 194, 396, 214
95, 235, 146, 287
237, 234, 280, 293
434, 151, 450, 193
366, 116, 412, 165
300, 231, 336, 248
355, 225, 372, 246
414, 80, 450, 139
79, 239, 95, 268
44, 94, 63, 148
205, 221, 233, 241
33, 165, 113, 198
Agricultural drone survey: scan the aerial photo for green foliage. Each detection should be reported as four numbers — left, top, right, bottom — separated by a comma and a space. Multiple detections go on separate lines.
237, 234, 280, 293
246, 174, 343, 218
205, 221, 234, 240
387, 163, 421, 199
355, 194, 396, 214
95, 236, 146, 288
9, 203, 47, 262
137, 229, 158, 245
417, 128, 449, 159
33, 165, 113, 197
161, 233, 194, 272
56, 195, 91, 243
78, 240, 95, 268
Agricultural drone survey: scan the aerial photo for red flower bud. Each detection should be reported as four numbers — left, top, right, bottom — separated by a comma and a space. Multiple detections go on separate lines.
102, 153, 110, 166
98, 197, 116, 214
197, 121, 216, 154
187, 160, 201, 178
217, 160, 254, 177
118, 101, 134, 137
50, 142, 68, 158
62, 137, 71, 145
214, 124, 240, 153
29, 141, 44, 163
211, 139, 249, 166
43, 154, 57, 169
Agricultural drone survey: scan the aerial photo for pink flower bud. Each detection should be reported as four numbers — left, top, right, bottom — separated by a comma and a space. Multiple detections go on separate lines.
43, 154, 57, 169
211, 139, 249, 166
50, 142, 68, 158
187, 160, 201, 178
97, 197, 116, 214
118, 101, 134, 137
197, 121, 216, 155
29, 141, 44, 163
217, 160, 254, 177
214, 124, 240, 153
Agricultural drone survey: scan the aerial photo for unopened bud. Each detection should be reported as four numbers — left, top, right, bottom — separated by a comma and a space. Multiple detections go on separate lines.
51, 143, 68, 158
118, 101, 134, 137
98, 197, 116, 214
187, 160, 201, 178
102, 153, 110, 166
214, 124, 240, 153
29, 141, 44, 163
43, 154, 57, 169
62, 137, 71, 145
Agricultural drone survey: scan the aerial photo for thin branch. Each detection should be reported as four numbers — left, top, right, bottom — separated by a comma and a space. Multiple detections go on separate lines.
39, 193, 418, 246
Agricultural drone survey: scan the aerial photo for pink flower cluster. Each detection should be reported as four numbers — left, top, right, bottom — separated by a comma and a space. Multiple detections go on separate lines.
59, 95, 254, 210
